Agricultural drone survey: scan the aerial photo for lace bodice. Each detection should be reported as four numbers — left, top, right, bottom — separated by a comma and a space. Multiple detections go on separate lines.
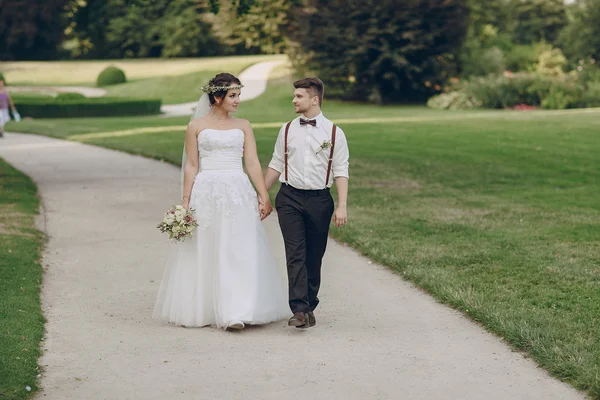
197, 128, 244, 172
191, 128, 256, 229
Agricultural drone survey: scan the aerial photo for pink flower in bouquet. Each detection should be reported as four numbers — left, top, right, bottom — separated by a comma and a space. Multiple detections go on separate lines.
157, 205, 199, 242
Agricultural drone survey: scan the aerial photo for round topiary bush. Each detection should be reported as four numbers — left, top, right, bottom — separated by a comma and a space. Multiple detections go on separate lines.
96, 66, 127, 87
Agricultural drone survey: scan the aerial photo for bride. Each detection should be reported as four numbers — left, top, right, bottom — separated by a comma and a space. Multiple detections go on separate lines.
153, 73, 289, 330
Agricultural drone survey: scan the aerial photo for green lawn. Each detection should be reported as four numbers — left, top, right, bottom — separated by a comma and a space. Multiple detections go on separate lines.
0, 55, 283, 86
104, 66, 258, 105
0, 158, 45, 400
3, 55, 285, 105
5, 77, 600, 397
5, 115, 188, 138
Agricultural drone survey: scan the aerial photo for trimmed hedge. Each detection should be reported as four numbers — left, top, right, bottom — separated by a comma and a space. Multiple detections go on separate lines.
11, 92, 55, 101
14, 97, 162, 118
55, 92, 86, 101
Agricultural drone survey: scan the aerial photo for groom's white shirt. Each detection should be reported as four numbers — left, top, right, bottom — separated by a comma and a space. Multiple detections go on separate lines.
268, 112, 349, 190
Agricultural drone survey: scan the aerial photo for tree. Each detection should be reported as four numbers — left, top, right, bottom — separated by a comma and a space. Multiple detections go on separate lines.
65, 0, 224, 58
509, 0, 568, 44
210, 0, 290, 54
467, 0, 510, 44
63, 0, 117, 58
286, 0, 470, 103
208, 0, 257, 15
0, 0, 70, 60
105, 0, 174, 58
558, 0, 600, 64
457, 0, 511, 78
159, 1, 225, 57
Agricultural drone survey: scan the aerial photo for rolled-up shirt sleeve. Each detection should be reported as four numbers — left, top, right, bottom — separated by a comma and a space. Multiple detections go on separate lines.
268, 124, 286, 173
332, 127, 349, 179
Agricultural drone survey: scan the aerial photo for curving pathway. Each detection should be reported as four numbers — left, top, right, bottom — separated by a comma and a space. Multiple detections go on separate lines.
159, 59, 287, 117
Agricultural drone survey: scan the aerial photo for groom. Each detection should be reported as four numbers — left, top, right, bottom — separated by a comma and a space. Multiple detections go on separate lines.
264, 77, 349, 329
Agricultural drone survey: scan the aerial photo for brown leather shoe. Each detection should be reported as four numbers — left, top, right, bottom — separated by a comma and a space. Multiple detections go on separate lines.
288, 312, 308, 327
308, 312, 316, 327
295, 312, 316, 329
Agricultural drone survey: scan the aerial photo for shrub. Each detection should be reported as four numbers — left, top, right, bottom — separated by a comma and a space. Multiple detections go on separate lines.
505, 44, 538, 72
461, 47, 506, 78
575, 59, 600, 86
541, 88, 574, 109
463, 74, 540, 108
454, 75, 493, 108
457, 72, 583, 109
96, 66, 127, 87
55, 92, 86, 101
426, 91, 482, 110
579, 82, 600, 108
523, 74, 556, 104
466, 74, 527, 108
535, 47, 567, 77
13, 97, 161, 118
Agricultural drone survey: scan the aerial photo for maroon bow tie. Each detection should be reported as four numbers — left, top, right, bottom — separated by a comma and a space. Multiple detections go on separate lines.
300, 118, 317, 127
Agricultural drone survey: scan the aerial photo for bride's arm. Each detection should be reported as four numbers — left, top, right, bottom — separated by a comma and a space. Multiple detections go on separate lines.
242, 121, 271, 214
182, 122, 200, 209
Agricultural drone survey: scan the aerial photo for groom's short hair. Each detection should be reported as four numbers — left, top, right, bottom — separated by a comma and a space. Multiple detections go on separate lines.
294, 77, 324, 106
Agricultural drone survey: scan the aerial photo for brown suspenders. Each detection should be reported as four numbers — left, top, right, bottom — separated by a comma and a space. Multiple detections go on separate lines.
283, 121, 337, 187
325, 125, 337, 185
284, 121, 292, 183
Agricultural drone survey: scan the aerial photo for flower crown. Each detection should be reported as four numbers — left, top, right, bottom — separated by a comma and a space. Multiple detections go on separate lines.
199, 83, 244, 94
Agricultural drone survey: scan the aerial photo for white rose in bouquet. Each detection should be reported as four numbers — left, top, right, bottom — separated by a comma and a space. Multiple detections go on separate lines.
157, 205, 199, 242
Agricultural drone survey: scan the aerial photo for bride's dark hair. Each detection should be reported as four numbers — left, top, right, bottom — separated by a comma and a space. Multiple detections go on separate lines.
208, 73, 242, 106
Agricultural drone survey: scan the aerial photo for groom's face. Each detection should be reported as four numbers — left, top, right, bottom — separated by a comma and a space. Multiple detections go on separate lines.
293, 88, 318, 114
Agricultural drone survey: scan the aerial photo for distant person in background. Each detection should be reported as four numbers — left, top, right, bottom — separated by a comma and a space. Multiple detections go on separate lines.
0, 77, 17, 138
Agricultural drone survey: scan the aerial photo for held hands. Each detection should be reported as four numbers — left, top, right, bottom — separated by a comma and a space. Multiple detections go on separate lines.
258, 194, 273, 221
333, 206, 347, 228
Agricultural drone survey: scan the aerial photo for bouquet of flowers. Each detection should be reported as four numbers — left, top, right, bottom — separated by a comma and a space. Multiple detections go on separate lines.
157, 205, 198, 242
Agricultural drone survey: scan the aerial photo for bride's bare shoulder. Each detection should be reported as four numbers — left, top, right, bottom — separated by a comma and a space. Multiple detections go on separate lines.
232, 117, 252, 130
187, 116, 209, 136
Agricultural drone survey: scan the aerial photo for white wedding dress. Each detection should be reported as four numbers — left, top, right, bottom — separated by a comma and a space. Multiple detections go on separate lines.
153, 128, 289, 329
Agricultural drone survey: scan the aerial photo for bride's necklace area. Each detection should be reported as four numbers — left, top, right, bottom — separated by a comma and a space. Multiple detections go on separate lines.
209, 112, 230, 121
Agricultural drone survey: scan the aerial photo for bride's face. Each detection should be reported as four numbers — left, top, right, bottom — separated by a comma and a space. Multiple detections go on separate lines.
216, 88, 241, 113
